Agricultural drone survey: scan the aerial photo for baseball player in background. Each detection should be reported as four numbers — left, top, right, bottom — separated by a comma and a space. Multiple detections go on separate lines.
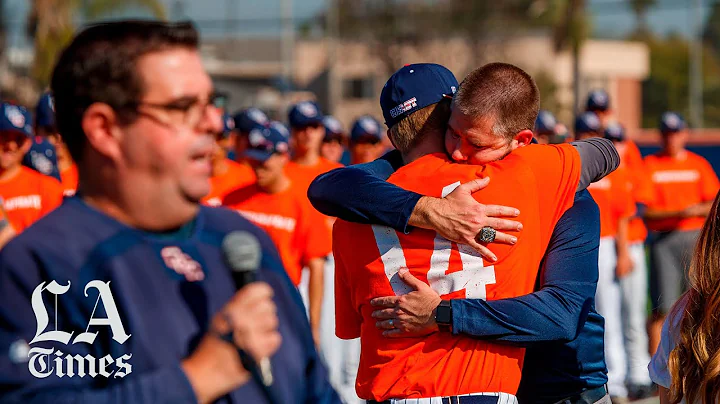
321, 115, 349, 165
644, 112, 720, 354
34, 91, 78, 196
231, 107, 269, 162
0, 102, 63, 233
331, 63, 618, 403
603, 122, 656, 399
576, 112, 636, 403
349, 115, 385, 165
222, 125, 331, 347
587, 89, 615, 127
201, 113, 255, 206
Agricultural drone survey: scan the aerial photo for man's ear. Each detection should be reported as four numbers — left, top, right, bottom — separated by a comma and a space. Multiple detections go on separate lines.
81, 103, 122, 161
514, 129, 534, 148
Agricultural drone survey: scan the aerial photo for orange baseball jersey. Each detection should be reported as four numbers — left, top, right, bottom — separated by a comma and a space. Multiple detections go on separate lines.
286, 157, 343, 190
644, 151, 720, 232
587, 167, 636, 238
223, 182, 332, 285
333, 144, 582, 401
286, 157, 343, 245
0, 166, 63, 233
617, 140, 652, 242
202, 159, 256, 207
60, 163, 78, 197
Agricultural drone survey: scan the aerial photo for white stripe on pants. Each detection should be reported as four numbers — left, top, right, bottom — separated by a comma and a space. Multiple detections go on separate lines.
619, 243, 652, 386
300, 255, 363, 404
595, 237, 627, 397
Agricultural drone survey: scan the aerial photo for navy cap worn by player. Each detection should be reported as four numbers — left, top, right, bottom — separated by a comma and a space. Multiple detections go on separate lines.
321, 116, 348, 165
534, 110, 568, 145
269, 121, 290, 139
574, 111, 603, 140
586, 89, 613, 125
349, 115, 384, 165
0, 20, 339, 404
19, 101, 61, 182
288, 101, 325, 161
211, 113, 236, 175
233, 107, 269, 161
604, 122, 626, 144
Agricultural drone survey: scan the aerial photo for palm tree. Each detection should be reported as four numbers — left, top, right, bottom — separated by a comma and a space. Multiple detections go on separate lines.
629, 0, 657, 37
27, 0, 167, 88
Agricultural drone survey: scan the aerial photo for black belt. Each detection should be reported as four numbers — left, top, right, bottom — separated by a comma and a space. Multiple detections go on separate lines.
553, 385, 608, 404
368, 395, 500, 404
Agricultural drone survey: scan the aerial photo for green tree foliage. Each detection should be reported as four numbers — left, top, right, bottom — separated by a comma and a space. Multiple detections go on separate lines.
639, 33, 720, 128
28, 0, 167, 88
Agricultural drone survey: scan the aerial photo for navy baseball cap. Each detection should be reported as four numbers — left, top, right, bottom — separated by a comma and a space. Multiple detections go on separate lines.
604, 122, 626, 142
380, 63, 458, 129
586, 89, 610, 112
351, 115, 382, 142
288, 101, 324, 128
245, 125, 290, 161
0, 103, 33, 137
535, 110, 557, 135
659, 112, 686, 134
269, 121, 290, 139
22, 138, 60, 181
323, 116, 345, 139
36, 92, 55, 128
234, 108, 269, 133
574, 111, 602, 135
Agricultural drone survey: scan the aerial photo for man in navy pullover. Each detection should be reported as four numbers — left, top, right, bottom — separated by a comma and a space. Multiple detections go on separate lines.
0, 20, 338, 404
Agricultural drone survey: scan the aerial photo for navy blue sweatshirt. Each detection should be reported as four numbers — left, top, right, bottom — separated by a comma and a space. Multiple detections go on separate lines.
0, 197, 340, 403
307, 154, 608, 403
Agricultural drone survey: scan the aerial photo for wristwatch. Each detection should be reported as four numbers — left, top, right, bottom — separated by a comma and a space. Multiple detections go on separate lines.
435, 300, 452, 332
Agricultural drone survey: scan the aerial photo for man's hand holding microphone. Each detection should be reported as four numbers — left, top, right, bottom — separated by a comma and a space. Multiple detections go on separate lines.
181, 232, 281, 404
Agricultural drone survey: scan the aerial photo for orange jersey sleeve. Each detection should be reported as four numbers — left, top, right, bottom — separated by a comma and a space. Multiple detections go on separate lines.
332, 150, 581, 401
300, 204, 333, 264
698, 157, 720, 202
622, 140, 644, 172
40, 175, 64, 215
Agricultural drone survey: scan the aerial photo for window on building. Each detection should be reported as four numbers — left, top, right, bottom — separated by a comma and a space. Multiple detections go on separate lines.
343, 76, 375, 99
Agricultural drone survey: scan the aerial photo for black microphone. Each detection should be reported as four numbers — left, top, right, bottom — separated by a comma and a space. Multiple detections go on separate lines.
221, 231, 275, 393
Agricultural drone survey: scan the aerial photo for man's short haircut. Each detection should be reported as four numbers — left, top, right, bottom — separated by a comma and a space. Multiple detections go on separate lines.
388, 97, 451, 155
453, 63, 540, 141
50, 20, 199, 164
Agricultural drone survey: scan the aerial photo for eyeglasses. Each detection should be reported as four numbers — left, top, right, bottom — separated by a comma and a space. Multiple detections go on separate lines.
128, 93, 223, 129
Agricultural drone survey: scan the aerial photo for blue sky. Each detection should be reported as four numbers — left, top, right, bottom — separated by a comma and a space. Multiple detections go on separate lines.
3, 0, 712, 47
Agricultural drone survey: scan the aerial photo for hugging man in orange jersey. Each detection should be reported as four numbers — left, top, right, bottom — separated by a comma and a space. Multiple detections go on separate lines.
333, 63, 618, 403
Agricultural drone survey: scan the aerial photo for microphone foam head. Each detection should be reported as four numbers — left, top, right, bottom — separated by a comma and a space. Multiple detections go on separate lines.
222, 231, 262, 273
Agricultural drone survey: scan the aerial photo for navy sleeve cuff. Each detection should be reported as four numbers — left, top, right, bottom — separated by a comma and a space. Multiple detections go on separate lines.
398, 193, 423, 234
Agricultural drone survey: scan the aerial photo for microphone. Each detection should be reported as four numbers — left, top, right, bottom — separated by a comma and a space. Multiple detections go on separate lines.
221, 231, 275, 389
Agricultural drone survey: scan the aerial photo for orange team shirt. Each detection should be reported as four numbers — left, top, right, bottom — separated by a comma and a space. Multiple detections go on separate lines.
202, 159, 256, 207
286, 157, 343, 243
60, 163, 79, 197
618, 140, 653, 243
644, 151, 720, 232
0, 166, 63, 233
333, 144, 582, 401
223, 183, 332, 285
587, 167, 636, 238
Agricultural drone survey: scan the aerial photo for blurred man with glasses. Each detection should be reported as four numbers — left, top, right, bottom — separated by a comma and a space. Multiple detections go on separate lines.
0, 20, 338, 403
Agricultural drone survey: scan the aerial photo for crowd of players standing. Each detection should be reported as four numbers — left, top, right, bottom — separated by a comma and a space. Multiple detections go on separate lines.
0, 55, 717, 404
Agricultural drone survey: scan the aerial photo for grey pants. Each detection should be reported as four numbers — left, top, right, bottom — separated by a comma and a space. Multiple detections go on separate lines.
649, 229, 700, 314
